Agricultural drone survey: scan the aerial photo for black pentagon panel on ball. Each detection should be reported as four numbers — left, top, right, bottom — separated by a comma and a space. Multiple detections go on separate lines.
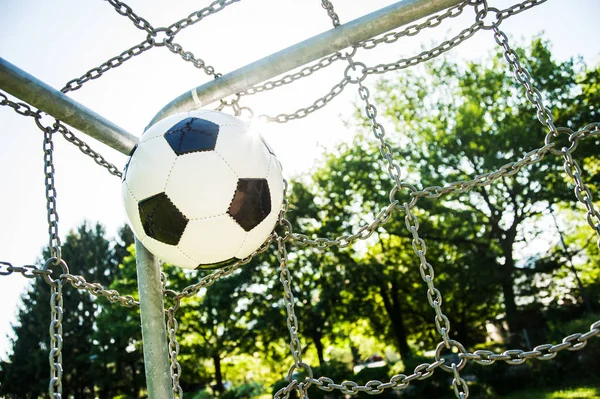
196, 257, 239, 270
164, 117, 220, 155
228, 178, 271, 232
139, 192, 188, 245
122, 144, 138, 182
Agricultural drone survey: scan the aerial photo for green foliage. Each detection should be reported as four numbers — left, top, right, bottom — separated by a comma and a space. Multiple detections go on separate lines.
221, 382, 264, 399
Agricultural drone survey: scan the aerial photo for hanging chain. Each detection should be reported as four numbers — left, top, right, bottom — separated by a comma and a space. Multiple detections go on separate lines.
484, 3, 555, 132
404, 204, 452, 346
165, 41, 221, 78
277, 235, 312, 379
106, 0, 155, 35
356, 80, 401, 188
301, 359, 444, 397
238, 51, 347, 97
48, 278, 64, 399
320, 0, 341, 28
167, 307, 184, 399
412, 143, 554, 199
61, 273, 139, 306
61, 39, 155, 93
560, 143, 600, 249
451, 363, 470, 399
43, 126, 62, 263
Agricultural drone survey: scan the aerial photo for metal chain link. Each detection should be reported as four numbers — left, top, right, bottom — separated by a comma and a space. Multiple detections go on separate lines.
413, 143, 554, 199
277, 236, 305, 371
167, 307, 184, 399
1, 92, 123, 178
61, 272, 139, 306
165, 41, 221, 78
461, 320, 600, 365
43, 126, 62, 263
404, 203, 452, 346
320, 0, 341, 28
365, 23, 481, 75
238, 51, 347, 97
105, 0, 155, 34
165, 0, 242, 37
560, 144, 600, 249
305, 359, 444, 396
451, 363, 469, 399
48, 278, 64, 399
488, 7, 556, 132
291, 201, 397, 249
0, 261, 51, 279
357, 80, 402, 188
61, 39, 155, 93
263, 78, 350, 123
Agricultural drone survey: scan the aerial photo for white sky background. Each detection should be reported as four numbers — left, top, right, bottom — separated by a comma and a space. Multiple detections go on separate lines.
0, 0, 599, 359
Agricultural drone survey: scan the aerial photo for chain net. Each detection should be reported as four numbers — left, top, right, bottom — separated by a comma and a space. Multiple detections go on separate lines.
1, 0, 599, 398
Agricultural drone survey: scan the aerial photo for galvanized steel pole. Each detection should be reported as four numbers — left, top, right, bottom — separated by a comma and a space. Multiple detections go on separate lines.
136, 239, 174, 399
0, 57, 138, 155
148, 0, 464, 126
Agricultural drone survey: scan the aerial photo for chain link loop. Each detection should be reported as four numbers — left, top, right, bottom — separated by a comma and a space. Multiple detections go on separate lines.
320, 0, 341, 28
48, 278, 64, 398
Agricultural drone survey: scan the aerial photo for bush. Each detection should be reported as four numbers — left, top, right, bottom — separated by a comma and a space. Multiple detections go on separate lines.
222, 382, 264, 399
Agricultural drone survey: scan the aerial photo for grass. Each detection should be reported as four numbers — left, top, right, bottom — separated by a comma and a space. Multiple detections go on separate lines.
501, 385, 600, 399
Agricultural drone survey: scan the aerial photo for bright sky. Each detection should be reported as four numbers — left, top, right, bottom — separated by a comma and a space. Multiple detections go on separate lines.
0, 0, 598, 360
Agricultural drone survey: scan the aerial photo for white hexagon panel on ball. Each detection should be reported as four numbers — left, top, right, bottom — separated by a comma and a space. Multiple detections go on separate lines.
122, 110, 284, 270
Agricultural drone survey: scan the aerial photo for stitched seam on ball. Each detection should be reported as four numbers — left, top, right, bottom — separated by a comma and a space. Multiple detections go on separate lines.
189, 213, 227, 221
124, 180, 139, 203
162, 156, 178, 191
214, 149, 239, 179
177, 247, 197, 265
235, 231, 250, 259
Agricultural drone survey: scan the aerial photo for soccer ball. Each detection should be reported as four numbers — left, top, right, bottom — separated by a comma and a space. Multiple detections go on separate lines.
122, 110, 284, 270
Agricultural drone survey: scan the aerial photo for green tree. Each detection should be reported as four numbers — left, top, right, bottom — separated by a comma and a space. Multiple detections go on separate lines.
0, 222, 127, 398
367, 38, 598, 339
